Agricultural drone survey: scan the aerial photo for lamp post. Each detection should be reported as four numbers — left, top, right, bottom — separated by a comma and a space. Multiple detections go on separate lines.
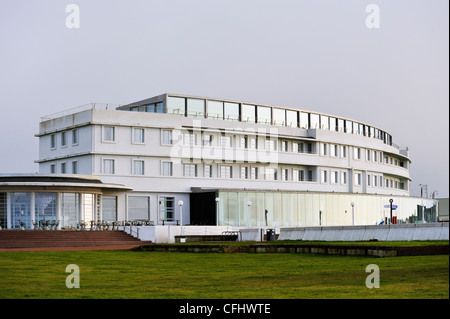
215, 197, 220, 226
247, 201, 252, 228
178, 200, 184, 236
389, 198, 393, 224
351, 202, 355, 226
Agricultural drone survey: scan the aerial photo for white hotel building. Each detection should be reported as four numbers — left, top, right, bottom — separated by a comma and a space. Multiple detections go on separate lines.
0, 93, 438, 229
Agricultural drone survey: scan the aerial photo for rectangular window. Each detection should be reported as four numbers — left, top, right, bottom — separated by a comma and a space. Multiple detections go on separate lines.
341, 145, 347, 158
204, 165, 212, 178
72, 161, 78, 174
310, 113, 320, 129
162, 130, 173, 145
293, 169, 305, 181
265, 168, 277, 181
273, 108, 286, 126
286, 110, 298, 128
220, 165, 233, 178
102, 196, 117, 222
300, 112, 309, 129
159, 197, 175, 222
374, 175, 378, 187
187, 98, 205, 118
341, 171, 347, 184
162, 162, 173, 176
50, 164, 56, 174
330, 144, 338, 157
224, 102, 239, 121
50, 134, 56, 149
354, 173, 362, 186
367, 149, 371, 161
331, 171, 338, 184
321, 115, 329, 130
167, 96, 186, 115
251, 167, 258, 180
241, 104, 256, 123
221, 135, 232, 148
72, 129, 78, 145
103, 159, 115, 174
307, 170, 313, 182
241, 136, 248, 149
322, 143, 327, 156
241, 166, 249, 179
103, 126, 115, 142
183, 164, 197, 177
207, 100, 224, 119
182, 133, 197, 146
133, 160, 145, 175
265, 139, 276, 151
61, 131, 67, 147
321, 170, 328, 183
257, 106, 271, 124
61, 162, 66, 174
354, 147, 361, 160
249, 137, 258, 150
281, 168, 289, 181
128, 196, 150, 221
281, 141, 288, 152
133, 128, 145, 144
202, 134, 213, 146
368, 174, 371, 186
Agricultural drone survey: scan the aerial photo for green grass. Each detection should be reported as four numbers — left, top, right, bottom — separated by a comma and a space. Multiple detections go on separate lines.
0, 249, 448, 299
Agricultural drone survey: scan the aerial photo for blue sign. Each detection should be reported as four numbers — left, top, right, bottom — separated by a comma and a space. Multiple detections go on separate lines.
384, 205, 398, 210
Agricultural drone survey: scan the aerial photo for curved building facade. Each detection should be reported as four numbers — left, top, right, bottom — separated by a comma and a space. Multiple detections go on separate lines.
32, 93, 437, 228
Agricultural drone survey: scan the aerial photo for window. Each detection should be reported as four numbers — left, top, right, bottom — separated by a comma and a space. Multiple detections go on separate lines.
281, 141, 288, 152
187, 98, 205, 118
182, 133, 197, 146
61, 132, 67, 147
159, 197, 175, 222
330, 144, 338, 157
103, 159, 115, 174
273, 108, 286, 126
102, 196, 117, 222
183, 164, 197, 177
354, 147, 361, 160
321, 170, 328, 183
207, 100, 224, 119
241, 104, 256, 123
204, 165, 212, 178
241, 166, 249, 179
367, 150, 371, 161
72, 161, 78, 174
162, 162, 173, 176
300, 112, 309, 129
293, 169, 305, 181
306, 170, 313, 182
241, 136, 248, 149
133, 160, 145, 175
128, 196, 150, 221
162, 130, 172, 145
341, 145, 347, 158
72, 129, 78, 145
374, 175, 378, 187
61, 162, 66, 174
341, 171, 347, 184
321, 115, 329, 130
220, 165, 233, 179
167, 96, 186, 115
367, 174, 371, 186
220, 135, 232, 148
103, 126, 115, 142
249, 137, 258, 149
380, 176, 383, 187
257, 106, 271, 124
133, 128, 145, 144
265, 168, 277, 181
286, 110, 298, 128
50, 164, 56, 174
354, 173, 362, 186
321, 143, 327, 156
331, 171, 338, 184
281, 168, 289, 181
50, 134, 56, 149
224, 102, 239, 121
251, 167, 258, 180
202, 134, 213, 146
310, 114, 320, 129
265, 139, 276, 151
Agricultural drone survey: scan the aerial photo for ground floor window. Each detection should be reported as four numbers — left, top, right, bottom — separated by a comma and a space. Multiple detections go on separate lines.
159, 196, 175, 223
11, 192, 32, 229
35, 193, 57, 226
60, 193, 80, 228
0, 193, 7, 229
102, 196, 117, 222
128, 196, 150, 221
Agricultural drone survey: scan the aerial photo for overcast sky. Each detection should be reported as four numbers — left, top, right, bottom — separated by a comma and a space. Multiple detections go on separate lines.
0, 0, 448, 198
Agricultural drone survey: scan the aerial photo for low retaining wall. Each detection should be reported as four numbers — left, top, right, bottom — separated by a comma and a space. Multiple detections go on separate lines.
278, 223, 449, 242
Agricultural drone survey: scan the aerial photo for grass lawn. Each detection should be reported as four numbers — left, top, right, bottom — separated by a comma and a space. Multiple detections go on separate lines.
0, 249, 448, 299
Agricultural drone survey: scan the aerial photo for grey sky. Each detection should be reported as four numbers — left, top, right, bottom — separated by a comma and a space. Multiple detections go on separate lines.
0, 0, 448, 197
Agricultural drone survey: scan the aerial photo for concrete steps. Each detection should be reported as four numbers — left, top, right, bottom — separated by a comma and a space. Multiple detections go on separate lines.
0, 230, 152, 250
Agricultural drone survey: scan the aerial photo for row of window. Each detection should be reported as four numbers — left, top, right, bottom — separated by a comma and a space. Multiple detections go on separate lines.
126, 96, 394, 146
50, 129, 78, 149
